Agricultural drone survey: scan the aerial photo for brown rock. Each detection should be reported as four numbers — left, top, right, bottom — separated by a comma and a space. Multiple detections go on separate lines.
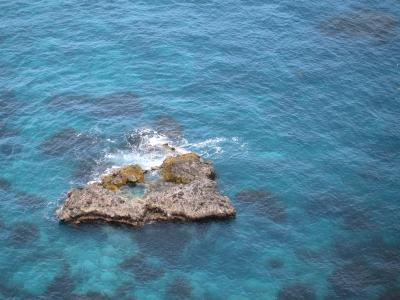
57, 183, 147, 226
145, 178, 236, 221
56, 153, 235, 227
160, 153, 215, 184
101, 165, 144, 191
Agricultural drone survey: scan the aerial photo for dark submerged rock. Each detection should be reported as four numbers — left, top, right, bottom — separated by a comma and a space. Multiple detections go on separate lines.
166, 277, 193, 300
0, 281, 31, 299
277, 283, 316, 300
320, 10, 397, 41
8, 222, 40, 246
305, 191, 374, 231
328, 261, 388, 298
133, 223, 192, 264
90, 92, 141, 117
236, 189, 287, 223
153, 115, 183, 140
378, 287, 400, 300
16, 192, 46, 209
0, 177, 11, 190
74, 291, 112, 300
45, 265, 75, 300
0, 122, 19, 138
0, 143, 23, 156
119, 254, 165, 282
0, 90, 21, 119
40, 128, 99, 156
47, 92, 141, 118
341, 207, 372, 230
268, 258, 284, 269
295, 247, 324, 262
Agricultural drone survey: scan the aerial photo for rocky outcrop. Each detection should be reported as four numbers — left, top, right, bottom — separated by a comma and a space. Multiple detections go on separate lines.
145, 178, 235, 221
101, 164, 144, 191
56, 153, 235, 227
160, 153, 215, 184
57, 183, 148, 226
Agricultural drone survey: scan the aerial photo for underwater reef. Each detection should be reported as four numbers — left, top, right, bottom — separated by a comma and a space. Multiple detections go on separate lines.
57, 151, 236, 226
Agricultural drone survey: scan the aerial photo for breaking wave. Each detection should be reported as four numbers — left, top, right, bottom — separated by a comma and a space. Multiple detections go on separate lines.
100, 128, 246, 175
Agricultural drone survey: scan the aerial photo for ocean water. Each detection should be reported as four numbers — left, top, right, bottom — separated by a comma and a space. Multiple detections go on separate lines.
0, 0, 399, 299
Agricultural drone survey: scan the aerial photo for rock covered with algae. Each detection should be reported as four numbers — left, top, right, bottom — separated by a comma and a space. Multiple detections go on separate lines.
56, 152, 236, 226
100, 164, 145, 191
160, 152, 215, 184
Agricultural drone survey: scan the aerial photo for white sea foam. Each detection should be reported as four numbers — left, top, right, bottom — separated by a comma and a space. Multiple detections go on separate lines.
98, 128, 246, 179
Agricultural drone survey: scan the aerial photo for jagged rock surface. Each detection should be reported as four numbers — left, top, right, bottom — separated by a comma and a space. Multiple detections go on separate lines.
57, 183, 147, 226
160, 153, 215, 184
101, 164, 144, 191
57, 153, 235, 226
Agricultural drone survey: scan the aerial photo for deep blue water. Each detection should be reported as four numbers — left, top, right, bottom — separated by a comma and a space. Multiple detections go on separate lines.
1, 0, 400, 299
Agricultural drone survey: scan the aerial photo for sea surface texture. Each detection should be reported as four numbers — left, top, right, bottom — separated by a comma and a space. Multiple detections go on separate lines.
1, 0, 399, 299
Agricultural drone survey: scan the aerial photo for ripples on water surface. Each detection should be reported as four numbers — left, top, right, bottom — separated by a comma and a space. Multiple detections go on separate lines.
0, 0, 399, 299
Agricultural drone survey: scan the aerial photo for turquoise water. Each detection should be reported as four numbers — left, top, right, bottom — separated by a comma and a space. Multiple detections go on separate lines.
1, 0, 400, 299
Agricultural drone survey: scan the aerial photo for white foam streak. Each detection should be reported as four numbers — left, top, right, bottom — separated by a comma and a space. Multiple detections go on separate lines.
101, 128, 245, 176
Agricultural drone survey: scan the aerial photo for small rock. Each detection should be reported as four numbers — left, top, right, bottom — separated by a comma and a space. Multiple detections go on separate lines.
160, 153, 215, 184
101, 165, 145, 191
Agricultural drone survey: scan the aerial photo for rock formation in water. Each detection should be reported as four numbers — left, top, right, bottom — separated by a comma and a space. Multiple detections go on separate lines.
56, 152, 236, 226
100, 164, 145, 191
